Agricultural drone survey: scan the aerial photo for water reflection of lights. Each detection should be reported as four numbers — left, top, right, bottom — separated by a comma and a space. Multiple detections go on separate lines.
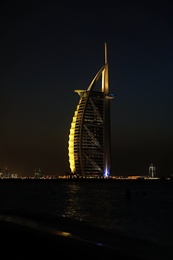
62, 183, 84, 221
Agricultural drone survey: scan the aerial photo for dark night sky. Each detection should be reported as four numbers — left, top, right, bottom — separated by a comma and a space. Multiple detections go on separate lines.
1, 0, 173, 177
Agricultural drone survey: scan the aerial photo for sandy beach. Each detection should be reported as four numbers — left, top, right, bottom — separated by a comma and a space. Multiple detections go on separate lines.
0, 210, 172, 260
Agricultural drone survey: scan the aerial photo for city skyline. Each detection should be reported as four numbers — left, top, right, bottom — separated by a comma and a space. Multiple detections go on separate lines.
1, 0, 173, 177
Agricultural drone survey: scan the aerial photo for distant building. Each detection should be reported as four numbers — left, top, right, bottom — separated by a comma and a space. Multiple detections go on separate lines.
149, 163, 156, 177
34, 168, 42, 178
68, 43, 115, 178
0, 170, 3, 178
3, 166, 12, 178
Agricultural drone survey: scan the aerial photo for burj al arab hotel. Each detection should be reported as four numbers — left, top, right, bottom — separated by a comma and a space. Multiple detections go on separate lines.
68, 43, 115, 178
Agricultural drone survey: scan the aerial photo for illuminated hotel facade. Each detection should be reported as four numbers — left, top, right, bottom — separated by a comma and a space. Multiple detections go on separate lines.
68, 43, 114, 177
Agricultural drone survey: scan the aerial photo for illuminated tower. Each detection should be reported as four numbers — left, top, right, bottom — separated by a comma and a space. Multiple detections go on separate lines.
149, 163, 156, 178
68, 43, 115, 177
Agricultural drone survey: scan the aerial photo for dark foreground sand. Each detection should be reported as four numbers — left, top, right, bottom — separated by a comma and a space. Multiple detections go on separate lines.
0, 210, 172, 260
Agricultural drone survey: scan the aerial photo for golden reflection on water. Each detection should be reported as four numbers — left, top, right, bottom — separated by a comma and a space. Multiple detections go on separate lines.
62, 183, 83, 220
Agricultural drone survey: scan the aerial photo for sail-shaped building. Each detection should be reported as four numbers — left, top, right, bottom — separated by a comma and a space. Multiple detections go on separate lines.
68, 43, 115, 178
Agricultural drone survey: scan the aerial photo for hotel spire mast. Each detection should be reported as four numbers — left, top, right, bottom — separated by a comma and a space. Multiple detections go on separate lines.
103, 42, 111, 177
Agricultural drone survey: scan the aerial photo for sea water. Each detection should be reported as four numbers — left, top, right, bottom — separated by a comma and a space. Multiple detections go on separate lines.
0, 179, 173, 249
